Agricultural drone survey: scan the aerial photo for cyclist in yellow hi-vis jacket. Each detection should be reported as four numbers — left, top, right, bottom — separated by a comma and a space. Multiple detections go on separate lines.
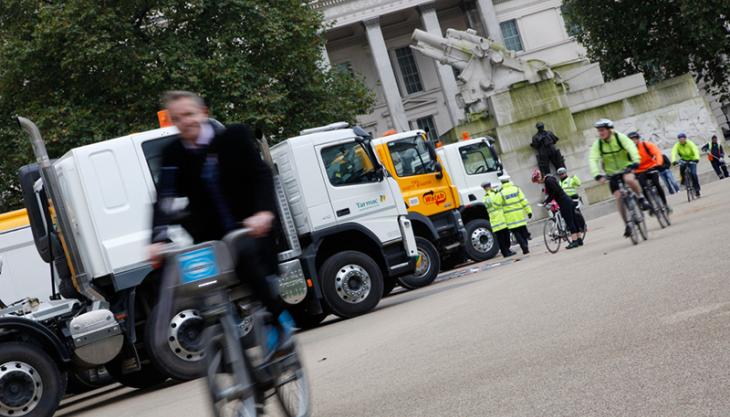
498, 174, 532, 255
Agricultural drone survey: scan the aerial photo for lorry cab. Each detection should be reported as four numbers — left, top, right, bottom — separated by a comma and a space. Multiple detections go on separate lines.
437, 137, 504, 205
372, 129, 498, 278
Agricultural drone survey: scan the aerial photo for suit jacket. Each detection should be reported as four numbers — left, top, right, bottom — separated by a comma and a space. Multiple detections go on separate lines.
151, 124, 276, 244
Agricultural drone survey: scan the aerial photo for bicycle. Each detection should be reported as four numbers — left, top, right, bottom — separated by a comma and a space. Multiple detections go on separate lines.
156, 229, 311, 417
642, 170, 671, 229
608, 172, 648, 245
678, 160, 698, 203
540, 200, 586, 253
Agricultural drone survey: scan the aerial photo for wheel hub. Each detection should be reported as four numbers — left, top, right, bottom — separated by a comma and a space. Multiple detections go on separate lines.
334, 264, 371, 304
0, 362, 42, 417
471, 227, 494, 253
168, 309, 205, 362
414, 249, 431, 277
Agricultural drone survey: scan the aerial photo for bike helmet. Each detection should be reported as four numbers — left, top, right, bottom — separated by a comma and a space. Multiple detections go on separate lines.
556, 167, 567, 175
536, 122, 545, 130
677, 132, 687, 139
593, 119, 614, 129
627, 131, 640, 139
530, 168, 542, 183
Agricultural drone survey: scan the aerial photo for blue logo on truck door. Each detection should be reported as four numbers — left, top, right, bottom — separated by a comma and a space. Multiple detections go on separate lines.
178, 247, 219, 284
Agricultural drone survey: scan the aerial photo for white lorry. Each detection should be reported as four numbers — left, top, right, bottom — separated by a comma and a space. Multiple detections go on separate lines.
437, 136, 505, 205
0, 118, 417, 417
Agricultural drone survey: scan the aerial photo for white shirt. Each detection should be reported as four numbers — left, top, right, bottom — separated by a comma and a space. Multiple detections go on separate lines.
182, 122, 214, 149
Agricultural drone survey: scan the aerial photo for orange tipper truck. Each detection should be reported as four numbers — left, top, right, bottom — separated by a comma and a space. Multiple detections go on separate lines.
371, 129, 499, 289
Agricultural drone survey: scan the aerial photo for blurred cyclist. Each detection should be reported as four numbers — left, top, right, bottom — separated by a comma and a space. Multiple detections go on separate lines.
149, 90, 292, 351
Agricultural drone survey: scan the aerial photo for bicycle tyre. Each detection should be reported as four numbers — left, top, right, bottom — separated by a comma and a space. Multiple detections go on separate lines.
647, 189, 668, 229
543, 218, 561, 254
204, 321, 259, 417
624, 197, 639, 245
275, 350, 312, 417
634, 201, 648, 241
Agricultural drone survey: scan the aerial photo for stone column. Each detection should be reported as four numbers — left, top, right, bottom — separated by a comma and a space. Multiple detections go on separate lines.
419, 2, 463, 126
475, 0, 503, 44
320, 44, 331, 70
363, 17, 409, 132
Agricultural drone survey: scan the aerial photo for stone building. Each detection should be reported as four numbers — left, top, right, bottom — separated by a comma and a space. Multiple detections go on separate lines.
313, 0, 586, 139
311, 0, 729, 138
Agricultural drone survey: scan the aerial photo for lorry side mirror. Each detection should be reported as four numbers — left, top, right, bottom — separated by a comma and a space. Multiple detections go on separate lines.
434, 161, 444, 180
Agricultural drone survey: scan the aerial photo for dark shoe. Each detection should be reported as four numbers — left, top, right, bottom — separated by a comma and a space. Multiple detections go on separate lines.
522, 248, 530, 255
623, 225, 632, 238
503, 251, 517, 258
577, 238, 584, 246
695, 191, 701, 198
566, 241, 580, 249
639, 197, 651, 211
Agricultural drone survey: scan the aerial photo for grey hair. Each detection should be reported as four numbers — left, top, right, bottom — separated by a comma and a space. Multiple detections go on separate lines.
161, 90, 206, 108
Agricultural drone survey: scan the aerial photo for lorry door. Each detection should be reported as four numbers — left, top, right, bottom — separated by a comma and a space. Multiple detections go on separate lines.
316, 139, 403, 243
456, 140, 502, 202
384, 134, 459, 218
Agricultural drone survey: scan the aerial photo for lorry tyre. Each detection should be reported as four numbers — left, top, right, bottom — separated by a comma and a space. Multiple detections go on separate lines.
106, 358, 168, 389
0, 342, 65, 417
145, 302, 205, 381
398, 237, 440, 289
319, 251, 383, 318
464, 219, 499, 262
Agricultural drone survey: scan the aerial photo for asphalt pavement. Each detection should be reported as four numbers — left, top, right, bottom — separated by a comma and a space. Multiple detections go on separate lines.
57, 180, 730, 417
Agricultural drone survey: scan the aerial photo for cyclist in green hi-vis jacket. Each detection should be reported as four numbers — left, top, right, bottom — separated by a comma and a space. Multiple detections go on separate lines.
588, 119, 648, 238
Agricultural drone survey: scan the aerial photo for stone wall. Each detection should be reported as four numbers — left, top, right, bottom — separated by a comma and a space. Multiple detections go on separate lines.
445, 73, 724, 218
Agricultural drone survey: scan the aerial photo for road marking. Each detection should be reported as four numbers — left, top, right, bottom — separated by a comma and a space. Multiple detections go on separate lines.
662, 302, 730, 324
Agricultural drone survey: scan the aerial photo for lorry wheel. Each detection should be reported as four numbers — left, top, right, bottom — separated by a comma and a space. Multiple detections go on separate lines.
145, 303, 205, 381
464, 219, 499, 262
0, 342, 65, 417
319, 251, 383, 318
106, 358, 168, 389
398, 237, 440, 289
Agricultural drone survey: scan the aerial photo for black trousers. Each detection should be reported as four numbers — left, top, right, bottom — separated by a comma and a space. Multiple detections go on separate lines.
557, 197, 580, 234
510, 226, 530, 253
234, 236, 283, 317
495, 228, 512, 256
569, 197, 587, 232
537, 147, 566, 175
637, 171, 667, 205
710, 159, 729, 179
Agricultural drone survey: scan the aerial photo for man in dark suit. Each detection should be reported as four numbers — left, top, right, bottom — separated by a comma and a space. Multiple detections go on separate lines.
149, 90, 289, 346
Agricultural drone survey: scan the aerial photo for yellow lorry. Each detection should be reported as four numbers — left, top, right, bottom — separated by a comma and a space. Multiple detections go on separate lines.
371, 130, 499, 289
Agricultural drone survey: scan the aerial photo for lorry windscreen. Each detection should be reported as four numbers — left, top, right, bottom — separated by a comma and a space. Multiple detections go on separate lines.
388, 137, 436, 177
459, 142, 499, 175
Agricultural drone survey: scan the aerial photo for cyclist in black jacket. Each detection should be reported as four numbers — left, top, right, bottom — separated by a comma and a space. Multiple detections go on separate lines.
531, 168, 583, 249
149, 90, 291, 350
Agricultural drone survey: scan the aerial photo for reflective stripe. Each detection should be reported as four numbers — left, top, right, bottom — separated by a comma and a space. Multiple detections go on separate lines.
503, 207, 525, 214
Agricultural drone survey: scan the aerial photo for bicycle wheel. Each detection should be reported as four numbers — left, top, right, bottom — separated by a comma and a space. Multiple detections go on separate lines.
275, 350, 312, 417
647, 189, 668, 229
623, 198, 639, 245
685, 172, 694, 202
633, 202, 648, 241
543, 218, 562, 253
205, 321, 259, 417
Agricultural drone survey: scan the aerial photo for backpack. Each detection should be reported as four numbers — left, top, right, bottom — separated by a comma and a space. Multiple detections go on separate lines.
661, 152, 671, 170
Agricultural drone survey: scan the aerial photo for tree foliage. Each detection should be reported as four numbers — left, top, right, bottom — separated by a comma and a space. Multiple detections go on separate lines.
562, 0, 730, 101
0, 0, 373, 211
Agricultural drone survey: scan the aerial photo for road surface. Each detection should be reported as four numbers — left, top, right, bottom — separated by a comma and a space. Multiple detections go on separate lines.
58, 180, 730, 417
